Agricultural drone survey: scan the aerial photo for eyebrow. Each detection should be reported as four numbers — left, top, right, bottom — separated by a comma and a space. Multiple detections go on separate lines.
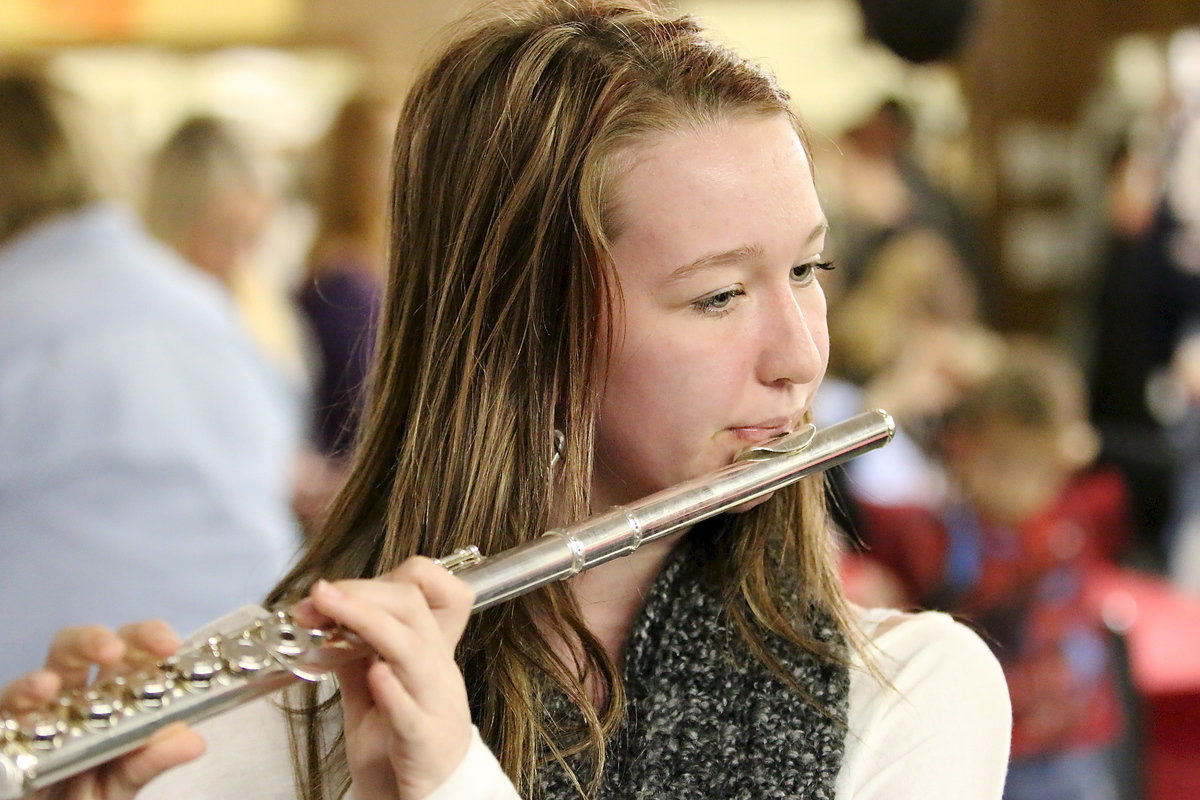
667, 221, 829, 282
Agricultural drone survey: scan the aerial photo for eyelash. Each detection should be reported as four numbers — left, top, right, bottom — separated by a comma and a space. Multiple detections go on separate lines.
793, 260, 836, 284
690, 260, 836, 316
692, 286, 747, 315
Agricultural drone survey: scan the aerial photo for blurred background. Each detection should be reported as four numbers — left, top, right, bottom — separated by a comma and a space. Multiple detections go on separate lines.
3, 1, 1200, 798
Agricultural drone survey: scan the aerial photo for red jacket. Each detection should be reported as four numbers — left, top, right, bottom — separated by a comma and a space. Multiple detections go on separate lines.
855, 467, 1131, 757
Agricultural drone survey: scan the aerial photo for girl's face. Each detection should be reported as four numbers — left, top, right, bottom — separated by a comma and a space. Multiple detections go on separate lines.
592, 114, 830, 509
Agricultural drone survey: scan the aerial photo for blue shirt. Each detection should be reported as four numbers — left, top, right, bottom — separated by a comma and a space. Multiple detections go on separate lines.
0, 205, 301, 681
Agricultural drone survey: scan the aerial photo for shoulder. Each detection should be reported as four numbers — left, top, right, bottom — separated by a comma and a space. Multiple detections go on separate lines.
306, 264, 381, 302
0, 212, 291, 418
849, 607, 1009, 732
850, 607, 1008, 720
296, 268, 382, 331
0, 205, 252, 356
855, 606, 1000, 675
836, 608, 1011, 800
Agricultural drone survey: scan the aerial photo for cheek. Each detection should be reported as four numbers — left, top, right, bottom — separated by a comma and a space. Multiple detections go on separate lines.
594, 360, 735, 502
605, 324, 742, 427
594, 323, 752, 500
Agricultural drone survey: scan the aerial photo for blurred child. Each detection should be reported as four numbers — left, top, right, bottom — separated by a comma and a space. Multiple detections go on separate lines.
855, 336, 1133, 800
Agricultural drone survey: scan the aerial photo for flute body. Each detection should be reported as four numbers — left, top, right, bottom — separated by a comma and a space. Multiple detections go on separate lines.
0, 409, 894, 799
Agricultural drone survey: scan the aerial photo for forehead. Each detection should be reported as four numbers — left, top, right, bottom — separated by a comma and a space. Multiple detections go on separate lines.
605, 115, 821, 267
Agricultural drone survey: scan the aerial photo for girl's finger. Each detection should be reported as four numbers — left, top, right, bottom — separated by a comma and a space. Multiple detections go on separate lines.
309, 581, 423, 663
332, 657, 375, 731
319, 558, 475, 649
0, 670, 60, 713
380, 558, 476, 640
309, 581, 447, 696
115, 620, 180, 660
103, 722, 207, 799
314, 578, 442, 647
43, 626, 124, 689
96, 621, 181, 683
365, 658, 422, 726
290, 596, 334, 629
362, 659, 472, 797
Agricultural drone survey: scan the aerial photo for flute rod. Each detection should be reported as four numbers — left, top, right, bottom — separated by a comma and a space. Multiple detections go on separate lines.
0, 409, 893, 799
456, 408, 895, 610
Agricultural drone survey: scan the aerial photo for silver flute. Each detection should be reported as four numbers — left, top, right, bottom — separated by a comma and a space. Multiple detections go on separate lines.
0, 409, 894, 799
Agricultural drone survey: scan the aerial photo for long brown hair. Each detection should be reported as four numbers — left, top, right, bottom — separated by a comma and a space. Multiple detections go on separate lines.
269, 2, 852, 796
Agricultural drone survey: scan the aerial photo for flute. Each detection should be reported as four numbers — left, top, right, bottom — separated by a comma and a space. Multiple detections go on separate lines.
0, 409, 894, 799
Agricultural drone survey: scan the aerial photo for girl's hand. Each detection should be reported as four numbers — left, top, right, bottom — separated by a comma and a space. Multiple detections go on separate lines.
0, 622, 205, 800
295, 557, 476, 800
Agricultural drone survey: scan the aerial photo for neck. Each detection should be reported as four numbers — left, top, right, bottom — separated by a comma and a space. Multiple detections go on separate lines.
569, 527, 687, 664
539, 527, 686, 707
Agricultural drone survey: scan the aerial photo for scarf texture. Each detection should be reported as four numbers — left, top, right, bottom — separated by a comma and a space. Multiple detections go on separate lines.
536, 541, 850, 799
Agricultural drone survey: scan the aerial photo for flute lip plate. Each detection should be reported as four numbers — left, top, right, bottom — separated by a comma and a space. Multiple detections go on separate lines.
734, 424, 817, 461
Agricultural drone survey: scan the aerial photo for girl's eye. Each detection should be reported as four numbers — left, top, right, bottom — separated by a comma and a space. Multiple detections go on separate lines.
691, 286, 745, 315
791, 260, 835, 285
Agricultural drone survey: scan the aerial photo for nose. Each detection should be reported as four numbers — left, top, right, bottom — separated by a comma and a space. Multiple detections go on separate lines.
756, 286, 826, 388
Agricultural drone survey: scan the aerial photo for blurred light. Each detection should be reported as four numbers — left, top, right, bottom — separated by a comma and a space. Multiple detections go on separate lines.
1111, 34, 1169, 114
682, 0, 909, 138
1101, 590, 1139, 634
49, 47, 362, 156
0, 0, 301, 46
1169, 27, 1200, 103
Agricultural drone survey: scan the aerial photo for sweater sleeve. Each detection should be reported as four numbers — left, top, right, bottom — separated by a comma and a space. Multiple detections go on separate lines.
418, 727, 521, 800
836, 609, 1012, 800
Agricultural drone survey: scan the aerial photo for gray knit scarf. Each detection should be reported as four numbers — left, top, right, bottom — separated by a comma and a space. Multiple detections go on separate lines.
536, 539, 850, 799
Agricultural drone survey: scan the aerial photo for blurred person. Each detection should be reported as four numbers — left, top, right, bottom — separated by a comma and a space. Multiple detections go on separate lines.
856, 336, 1133, 800
816, 224, 999, 614
1086, 134, 1175, 571
816, 225, 1000, 511
294, 93, 391, 466
0, 70, 300, 682
1138, 106, 1200, 592
820, 97, 995, 319
1166, 327, 1200, 594
144, 115, 330, 525
144, 115, 311, 394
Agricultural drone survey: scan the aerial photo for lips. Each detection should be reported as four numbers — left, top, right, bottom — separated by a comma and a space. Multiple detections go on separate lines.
728, 416, 795, 443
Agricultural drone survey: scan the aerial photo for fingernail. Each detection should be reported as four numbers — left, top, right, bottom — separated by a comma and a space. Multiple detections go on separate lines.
314, 579, 344, 600
89, 632, 122, 661
292, 598, 316, 615
25, 670, 57, 697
